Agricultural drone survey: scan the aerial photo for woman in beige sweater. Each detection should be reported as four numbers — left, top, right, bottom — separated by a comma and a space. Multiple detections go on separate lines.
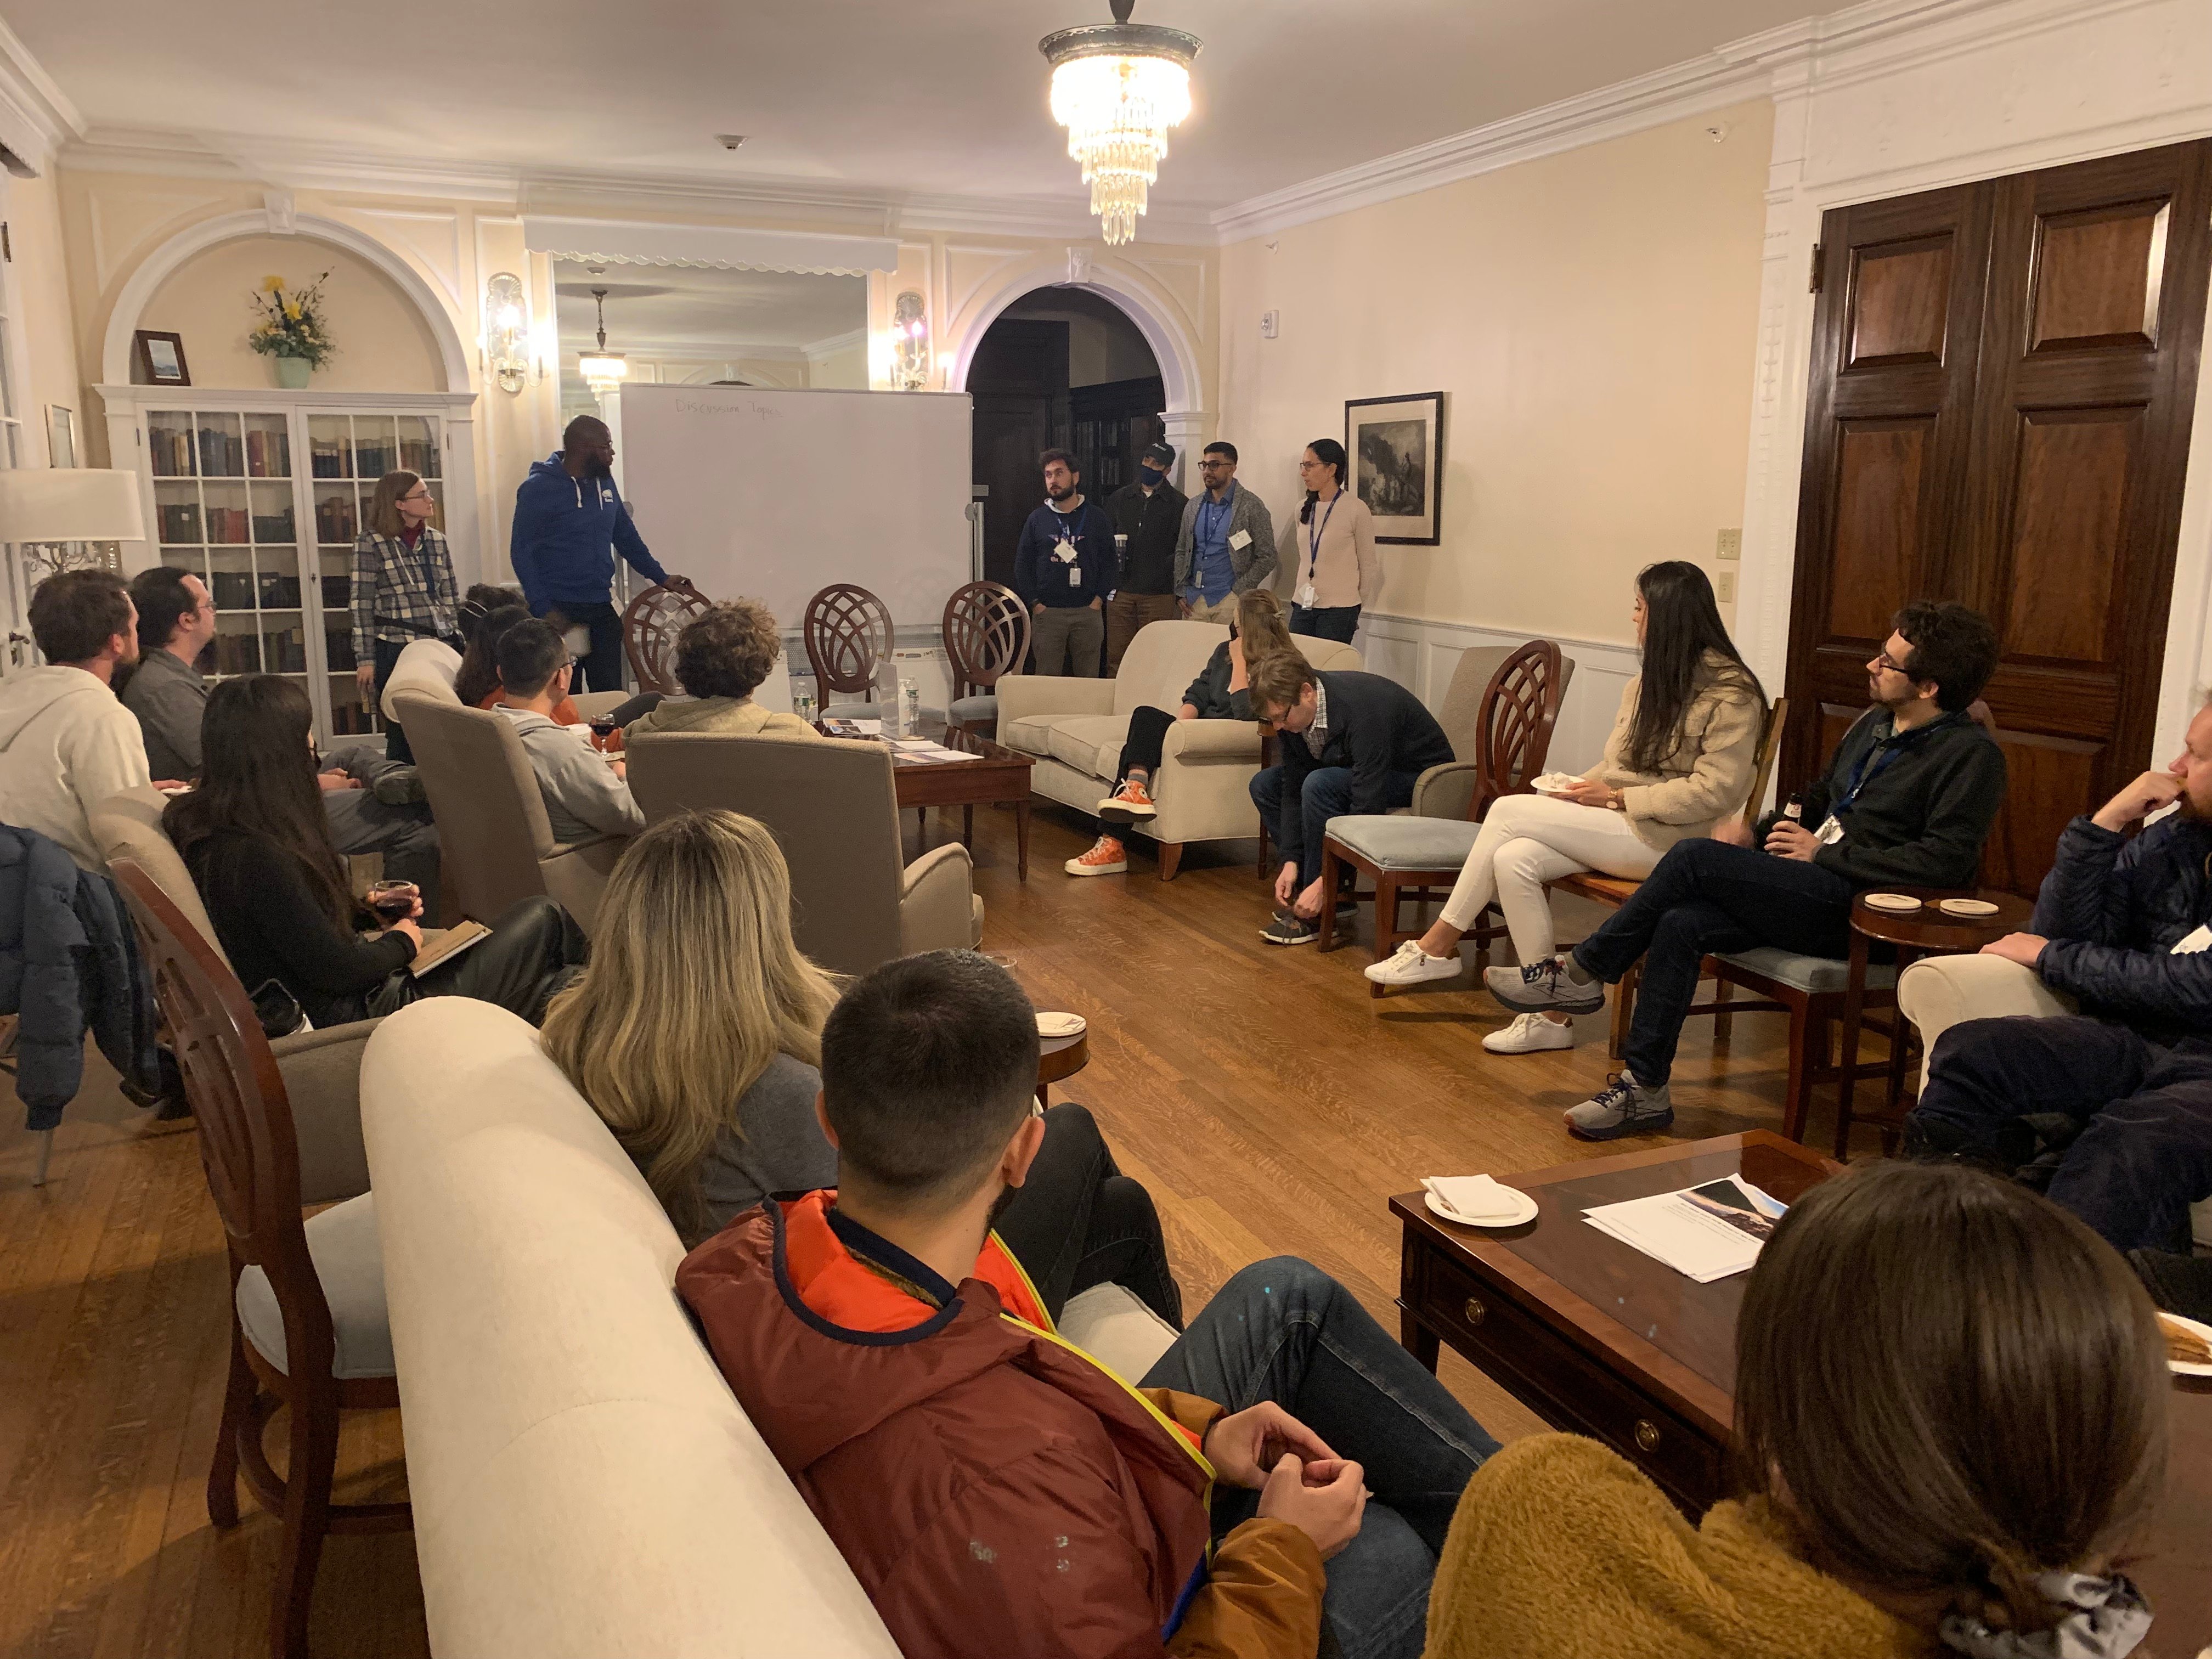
1424, 1161, 2169, 1659
622, 598, 821, 742
1367, 563, 1763, 1057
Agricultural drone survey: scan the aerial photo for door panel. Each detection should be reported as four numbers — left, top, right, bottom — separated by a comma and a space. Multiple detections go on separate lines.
1786, 140, 2212, 895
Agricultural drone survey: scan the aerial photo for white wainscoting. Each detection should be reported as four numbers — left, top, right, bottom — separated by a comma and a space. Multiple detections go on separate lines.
1352, 610, 1641, 776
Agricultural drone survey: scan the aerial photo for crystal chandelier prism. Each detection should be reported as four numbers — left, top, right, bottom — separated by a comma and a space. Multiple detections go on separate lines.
1041, 0, 1200, 246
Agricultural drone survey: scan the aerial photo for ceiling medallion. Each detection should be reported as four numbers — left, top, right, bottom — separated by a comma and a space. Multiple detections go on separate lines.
1040, 0, 1200, 246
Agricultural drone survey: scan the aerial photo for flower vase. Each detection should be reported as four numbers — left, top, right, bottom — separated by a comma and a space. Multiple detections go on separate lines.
274, 356, 312, 389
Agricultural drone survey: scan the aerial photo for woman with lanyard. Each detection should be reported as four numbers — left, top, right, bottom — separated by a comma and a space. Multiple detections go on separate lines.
351, 469, 459, 761
1278, 437, 1378, 644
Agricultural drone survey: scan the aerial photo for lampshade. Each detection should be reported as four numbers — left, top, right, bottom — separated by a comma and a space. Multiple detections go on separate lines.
0, 468, 146, 542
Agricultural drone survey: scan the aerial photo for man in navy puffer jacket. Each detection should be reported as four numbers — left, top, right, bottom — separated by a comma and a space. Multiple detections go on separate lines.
1908, 701, 2212, 1254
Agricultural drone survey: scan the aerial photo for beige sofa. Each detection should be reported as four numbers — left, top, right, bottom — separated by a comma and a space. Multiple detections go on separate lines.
995, 619, 1362, 877
362, 997, 1180, 1657
1898, 954, 2212, 1248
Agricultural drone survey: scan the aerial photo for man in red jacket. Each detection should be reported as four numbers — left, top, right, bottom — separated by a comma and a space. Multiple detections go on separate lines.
678, 951, 1496, 1659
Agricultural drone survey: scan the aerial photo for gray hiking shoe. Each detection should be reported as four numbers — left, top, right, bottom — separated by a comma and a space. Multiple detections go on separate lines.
1564, 1073, 1674, 1141
1487, 955, 1606, 1016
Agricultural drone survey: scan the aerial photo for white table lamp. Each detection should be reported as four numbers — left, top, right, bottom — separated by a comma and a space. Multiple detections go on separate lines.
0, 468, 146, 544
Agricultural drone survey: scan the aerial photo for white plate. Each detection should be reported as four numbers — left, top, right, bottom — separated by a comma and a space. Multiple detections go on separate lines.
1863, 892, 1923, 913
1035, 1012, 1087, 1039
2162, 1312, 2212, 1378
1425, 1187, 1538, 1229
1937, 898, 2000, 918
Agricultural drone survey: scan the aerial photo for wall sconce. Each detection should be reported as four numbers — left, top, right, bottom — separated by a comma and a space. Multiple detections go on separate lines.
483, 272, 531, 394
891, 290, 930, 391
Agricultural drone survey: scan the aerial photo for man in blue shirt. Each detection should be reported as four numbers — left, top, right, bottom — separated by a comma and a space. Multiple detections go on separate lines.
1172, 442, 1276, 623
509, 415, 692, 692
1012, 449, 1114, 676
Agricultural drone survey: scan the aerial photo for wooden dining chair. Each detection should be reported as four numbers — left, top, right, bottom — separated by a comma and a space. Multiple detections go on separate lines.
940, 580, 1030, 736
110, 860, 408, 1659
1318, 639, 1566, 966
620, 581, 712, 694
803, 582, 895, 716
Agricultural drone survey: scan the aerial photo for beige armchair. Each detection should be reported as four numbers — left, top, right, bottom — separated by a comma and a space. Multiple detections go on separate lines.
380, 638, 629, 727
624, 730, 982, 976
392, 693, 626, 934
1898, 954, 2211, 1248
88, 786, 379, 1200
995, 619, 1362, 879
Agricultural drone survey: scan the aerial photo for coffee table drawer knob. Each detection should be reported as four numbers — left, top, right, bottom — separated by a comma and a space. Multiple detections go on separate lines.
1633, 1419, 1661, 1453
1463, 1296, 1487, 1328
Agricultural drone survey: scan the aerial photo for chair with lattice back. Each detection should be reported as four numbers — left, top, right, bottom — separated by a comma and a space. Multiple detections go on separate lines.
622, 582, 712, 695
1316, 640, 1567, 970
109, 858, 408, 1659
803, 583, 895, 718
940, 581, 1030, 736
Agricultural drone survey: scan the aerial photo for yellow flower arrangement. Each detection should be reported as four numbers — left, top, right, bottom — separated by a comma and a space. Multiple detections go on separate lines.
247, 270, 335, 368
260, 274, 285, 293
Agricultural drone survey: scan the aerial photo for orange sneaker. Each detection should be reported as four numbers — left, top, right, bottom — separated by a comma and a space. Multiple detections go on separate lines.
1064, 834, 1128, 877
1097, 780, 1158, 822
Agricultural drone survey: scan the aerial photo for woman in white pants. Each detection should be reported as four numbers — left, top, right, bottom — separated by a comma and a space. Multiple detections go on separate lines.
1366, 562, 1765, 1053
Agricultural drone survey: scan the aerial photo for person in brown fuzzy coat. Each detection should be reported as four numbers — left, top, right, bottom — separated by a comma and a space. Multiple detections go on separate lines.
1423, 1161, 2170, 1659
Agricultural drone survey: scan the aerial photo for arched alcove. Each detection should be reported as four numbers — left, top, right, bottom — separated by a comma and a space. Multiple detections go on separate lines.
947, 256, 1201, 418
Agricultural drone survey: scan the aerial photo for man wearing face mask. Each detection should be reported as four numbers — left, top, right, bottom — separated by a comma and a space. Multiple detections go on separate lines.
509, 415, 693, 693
1102, 439, 1186, 674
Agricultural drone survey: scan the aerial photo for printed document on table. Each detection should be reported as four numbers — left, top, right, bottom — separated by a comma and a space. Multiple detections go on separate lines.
1581, 1178, 1787, 1283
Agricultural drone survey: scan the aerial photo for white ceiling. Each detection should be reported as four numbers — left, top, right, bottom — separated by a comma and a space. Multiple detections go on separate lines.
552, 262, 865, 358
18, 0, 1813, 216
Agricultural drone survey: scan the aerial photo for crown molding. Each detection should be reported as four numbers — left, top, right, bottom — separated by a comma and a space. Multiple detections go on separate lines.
572, 338, 812, 364
0, 16, 83, 174
802, 325, 866, 358
1209, 48, 1768, 242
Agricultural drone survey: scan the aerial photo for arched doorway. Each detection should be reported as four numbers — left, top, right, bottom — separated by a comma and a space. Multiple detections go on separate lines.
966, 286, 1164, 594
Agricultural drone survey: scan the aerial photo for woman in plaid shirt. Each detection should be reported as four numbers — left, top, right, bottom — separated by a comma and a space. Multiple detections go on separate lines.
352, 469, 459, 760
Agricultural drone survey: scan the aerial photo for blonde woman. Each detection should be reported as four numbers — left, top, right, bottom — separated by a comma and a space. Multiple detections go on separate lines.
349, 469, 457, 761
545, 811, 1184, 1327
1070, 587, 1302, 877
542, 809, 839, 1246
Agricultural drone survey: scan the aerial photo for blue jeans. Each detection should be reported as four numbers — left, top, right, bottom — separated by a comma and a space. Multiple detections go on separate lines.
1570, 837, 1856, 1087
1909, 1015, 2212, 1254
1141, 1259, 1496, 1659
1290, 603, 1361, 644
1251, 764, 1421, 891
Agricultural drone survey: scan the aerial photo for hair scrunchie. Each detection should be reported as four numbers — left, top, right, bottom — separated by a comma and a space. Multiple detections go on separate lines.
1937, 1573, 2149, 1659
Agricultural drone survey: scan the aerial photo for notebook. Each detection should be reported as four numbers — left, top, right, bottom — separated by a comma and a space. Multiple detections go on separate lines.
409, 919, 491, 978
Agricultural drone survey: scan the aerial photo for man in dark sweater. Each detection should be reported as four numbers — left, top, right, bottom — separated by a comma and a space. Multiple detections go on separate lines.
1102, 440, 1186, 674
1249, 656, 1454, 946
1502, 601, 2006, 1138
1013, 449, 1115, 677
1908, 699, 2212, 1269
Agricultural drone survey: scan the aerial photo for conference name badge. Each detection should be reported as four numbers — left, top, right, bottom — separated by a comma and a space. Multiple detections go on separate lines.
1228, 529, 1252, 551
1813, 814, 1846, 846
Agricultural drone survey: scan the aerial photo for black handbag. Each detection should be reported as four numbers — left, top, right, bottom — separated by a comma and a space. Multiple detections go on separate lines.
246, 978, 308, 1041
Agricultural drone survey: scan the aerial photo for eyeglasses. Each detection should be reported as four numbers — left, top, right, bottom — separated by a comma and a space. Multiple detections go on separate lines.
400, 489, 433, 503
1870, 652, 1911, 675
1198, 459, 1232, 470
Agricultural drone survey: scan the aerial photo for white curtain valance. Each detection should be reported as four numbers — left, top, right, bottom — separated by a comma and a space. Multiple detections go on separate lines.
521, 217, 899, 277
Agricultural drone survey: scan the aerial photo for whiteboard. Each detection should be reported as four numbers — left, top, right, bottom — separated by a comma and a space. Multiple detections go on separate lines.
615, 383, 974, 629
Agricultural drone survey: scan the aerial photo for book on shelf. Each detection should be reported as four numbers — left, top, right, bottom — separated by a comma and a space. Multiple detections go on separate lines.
354, 444, 394, 477
321, 575, 349, 609
398, 438, 437, 476
150, 427, 197, 477
210, 571, 256, 609
213, 633, 262, 675
311, 439, 346, 479
245, 428, 291, 478
315, 499, 359, 543
251, 512, 295, 543
196, 427, 244, 477
324, 627, 356, 671
204, 506, 251, 543
263, 626, 307, 674
157, 503, 202, 543
258, 574, 302, 608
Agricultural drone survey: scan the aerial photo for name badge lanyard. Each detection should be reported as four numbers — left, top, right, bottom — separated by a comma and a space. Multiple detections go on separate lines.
1304, 495, 1340, 584
1833, 737, 1908, 816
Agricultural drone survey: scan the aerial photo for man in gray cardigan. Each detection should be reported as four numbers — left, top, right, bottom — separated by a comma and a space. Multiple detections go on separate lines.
1173, 441, 1276, 623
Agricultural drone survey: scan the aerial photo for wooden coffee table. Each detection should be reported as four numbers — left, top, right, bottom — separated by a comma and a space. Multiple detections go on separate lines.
1392, 1131, 2210, 1648
821, 718, 1036, 879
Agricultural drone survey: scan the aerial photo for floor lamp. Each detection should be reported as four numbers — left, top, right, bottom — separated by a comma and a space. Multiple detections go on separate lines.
0, 467, 147, 1186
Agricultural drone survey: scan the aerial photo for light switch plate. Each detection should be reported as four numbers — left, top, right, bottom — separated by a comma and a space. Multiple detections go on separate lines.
1717, 570, 1737, 602
1260, 309, 1279, 339
1716, 528, 1742, 561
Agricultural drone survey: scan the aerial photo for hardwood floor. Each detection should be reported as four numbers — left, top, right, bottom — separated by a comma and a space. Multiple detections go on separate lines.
0, 798, 1827, 1658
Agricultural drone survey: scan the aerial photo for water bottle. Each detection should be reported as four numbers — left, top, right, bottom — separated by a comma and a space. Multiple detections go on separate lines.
900, 677, 920, 735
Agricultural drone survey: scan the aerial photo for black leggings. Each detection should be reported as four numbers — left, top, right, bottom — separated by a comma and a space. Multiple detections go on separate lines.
992, 1103, 1183, 1328
1116, 705, 1177, 782
366, 895, 589, 1026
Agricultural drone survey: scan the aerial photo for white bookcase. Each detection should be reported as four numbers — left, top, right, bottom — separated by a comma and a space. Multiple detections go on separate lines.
98, 386, 479, 745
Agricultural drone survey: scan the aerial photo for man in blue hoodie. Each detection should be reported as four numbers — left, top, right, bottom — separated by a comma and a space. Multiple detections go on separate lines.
509, 415, 692, 692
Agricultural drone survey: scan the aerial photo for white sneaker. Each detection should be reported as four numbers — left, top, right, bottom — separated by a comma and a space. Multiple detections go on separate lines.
1482, 1012, 1576, 1054
1363, 940, 1464, 986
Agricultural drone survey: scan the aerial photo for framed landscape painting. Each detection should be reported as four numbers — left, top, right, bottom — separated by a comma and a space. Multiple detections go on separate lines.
1346, 391, 1443, 545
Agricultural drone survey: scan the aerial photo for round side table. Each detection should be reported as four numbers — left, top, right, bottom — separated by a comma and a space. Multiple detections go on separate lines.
1833, 887, 2034, 1159
1037, 1029, 1090, 1107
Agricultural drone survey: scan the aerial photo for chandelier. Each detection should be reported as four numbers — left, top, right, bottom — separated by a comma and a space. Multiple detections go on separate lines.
1040, 0, 1200, 246
576, 287, 628, 397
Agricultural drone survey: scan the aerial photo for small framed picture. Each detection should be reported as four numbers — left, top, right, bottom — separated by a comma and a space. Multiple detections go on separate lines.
134, 330, 190, 387
1346, 391, 1444, 545
45, 405, 74, 467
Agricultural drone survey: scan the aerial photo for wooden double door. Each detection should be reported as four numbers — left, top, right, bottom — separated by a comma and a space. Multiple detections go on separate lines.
1785, 140, 2212, 893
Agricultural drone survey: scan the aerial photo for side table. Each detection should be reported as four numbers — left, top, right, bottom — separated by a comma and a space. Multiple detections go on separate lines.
1832, 887, 2034, 1159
